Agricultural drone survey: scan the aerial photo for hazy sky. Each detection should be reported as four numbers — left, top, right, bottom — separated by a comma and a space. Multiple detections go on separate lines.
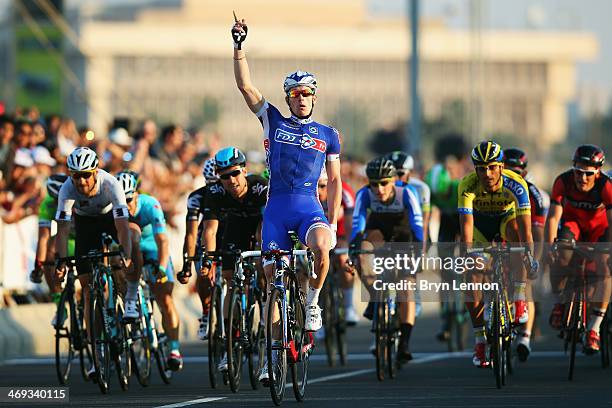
2, 0, 610, 90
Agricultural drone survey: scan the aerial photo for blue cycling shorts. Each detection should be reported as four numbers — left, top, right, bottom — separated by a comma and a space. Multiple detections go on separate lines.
262, 194, 329, 251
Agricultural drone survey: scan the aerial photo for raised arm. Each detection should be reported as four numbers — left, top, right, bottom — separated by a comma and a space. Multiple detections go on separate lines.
232, 16, 265, 114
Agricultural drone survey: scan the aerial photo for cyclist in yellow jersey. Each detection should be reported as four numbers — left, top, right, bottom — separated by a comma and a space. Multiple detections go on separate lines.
458, 141, 535, 368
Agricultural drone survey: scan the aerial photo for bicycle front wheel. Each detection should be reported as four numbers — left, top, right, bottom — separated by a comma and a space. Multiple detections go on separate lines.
290, 285, 309, 402
114, 298, 131, 391
227, 288, 244, 393
247, 299, 264, 390
90, 290, 110, 394
129, 303, 152, 387
55, 289, 74, 385
568, 295, 582, 381
267, 287, 287, 406
375, 301, 387, 382
77, 296, 93, 382
208, 287, 224, 389
491, 295, 503, 389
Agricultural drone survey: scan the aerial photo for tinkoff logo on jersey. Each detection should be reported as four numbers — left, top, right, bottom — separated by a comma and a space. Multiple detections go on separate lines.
274, 129, 326, 153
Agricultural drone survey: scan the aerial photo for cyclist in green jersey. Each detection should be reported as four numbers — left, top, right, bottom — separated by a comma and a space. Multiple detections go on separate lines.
31, 174, 76, 326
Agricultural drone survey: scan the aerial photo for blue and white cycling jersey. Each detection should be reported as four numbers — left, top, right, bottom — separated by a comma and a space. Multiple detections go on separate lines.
257, 101, 341, 197
350, 185, 424, 242
130, 193, 175, 282
256, 101, 341, 250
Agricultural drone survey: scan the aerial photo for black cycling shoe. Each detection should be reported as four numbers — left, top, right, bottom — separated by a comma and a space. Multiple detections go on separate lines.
397, 342, 413, 364
363, 301, 374, 321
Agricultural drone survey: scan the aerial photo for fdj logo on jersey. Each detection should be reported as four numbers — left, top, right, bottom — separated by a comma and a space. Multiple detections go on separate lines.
274, 129, 326, 153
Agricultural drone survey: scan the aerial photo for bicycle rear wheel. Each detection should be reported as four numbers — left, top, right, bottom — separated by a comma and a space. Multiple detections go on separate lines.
90, 290, 110, 394
375, 301, 387, 381
322, 283, 337, 367
267, 287, 287, 406
227, 288, 244, 393
336, 287, 348, 366
208, 287, 223, 389
55, 289, 74, 385
291, 285, 309, 402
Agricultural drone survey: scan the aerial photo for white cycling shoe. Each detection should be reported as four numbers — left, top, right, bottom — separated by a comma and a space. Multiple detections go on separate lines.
345, 306, 359, 326
305, 305, 322, 332
123, 299, 139, 321
198, 315, 209, 340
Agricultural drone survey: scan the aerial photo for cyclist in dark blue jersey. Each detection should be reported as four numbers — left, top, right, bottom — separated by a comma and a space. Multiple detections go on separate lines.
232, 16, 343, 384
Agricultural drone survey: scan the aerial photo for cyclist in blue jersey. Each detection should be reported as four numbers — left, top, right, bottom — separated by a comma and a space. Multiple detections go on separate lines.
232, 16, 343, 385
117, 172, 183, 371
349, 157, 424, 362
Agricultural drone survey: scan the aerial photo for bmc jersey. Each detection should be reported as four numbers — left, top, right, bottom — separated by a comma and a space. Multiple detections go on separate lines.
458, 169, 531, 217
321, 181, 355, 238
550, 170, 611, 241
56, 169, 128, 221
527, 180, 547, 227
256, 101, 341, 196
351, 185, 424, 242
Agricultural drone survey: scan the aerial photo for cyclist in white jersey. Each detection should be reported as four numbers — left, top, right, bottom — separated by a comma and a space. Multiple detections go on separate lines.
55, 148, 143, 330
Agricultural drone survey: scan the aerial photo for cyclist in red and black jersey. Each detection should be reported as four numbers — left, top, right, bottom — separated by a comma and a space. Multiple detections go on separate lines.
545, 144, 612, 354
504, 148, 547, 361
318, 170, 359, 324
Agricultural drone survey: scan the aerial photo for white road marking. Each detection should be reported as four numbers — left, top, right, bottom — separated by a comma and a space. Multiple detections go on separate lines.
154, 397, 226, 408
0, 350, 581, 366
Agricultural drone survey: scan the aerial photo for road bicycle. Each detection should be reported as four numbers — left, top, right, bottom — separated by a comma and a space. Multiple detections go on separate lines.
263, 248, 314, 406
54, 257, 93, 385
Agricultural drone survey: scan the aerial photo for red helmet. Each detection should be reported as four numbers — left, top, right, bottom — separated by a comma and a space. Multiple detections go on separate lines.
573, 144, 605, 167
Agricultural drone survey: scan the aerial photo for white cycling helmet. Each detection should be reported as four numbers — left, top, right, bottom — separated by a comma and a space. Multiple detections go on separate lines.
67, 147, 99, 172
283, 70, 317, 94
202, 158, 219, 183
116, 172, 137, 199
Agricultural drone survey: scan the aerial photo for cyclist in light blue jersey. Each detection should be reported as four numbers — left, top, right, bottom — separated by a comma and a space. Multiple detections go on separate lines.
117, 172, 183, 371
232, 16, 343, 385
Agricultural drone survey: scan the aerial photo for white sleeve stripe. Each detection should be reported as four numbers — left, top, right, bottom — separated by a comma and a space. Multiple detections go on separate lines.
327, 154, 340, 161
255, 101, 269, 118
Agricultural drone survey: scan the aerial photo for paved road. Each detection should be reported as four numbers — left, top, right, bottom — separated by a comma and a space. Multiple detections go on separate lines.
1, 312, 611, 407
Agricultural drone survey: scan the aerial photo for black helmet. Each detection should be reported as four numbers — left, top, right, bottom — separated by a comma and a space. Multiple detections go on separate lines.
503, 148, 528, 169
366, 157, 397, 180
471, 140, 503, 166
46, 174, 69, 200
573, 144, 605, 167
383, 151, 414, 172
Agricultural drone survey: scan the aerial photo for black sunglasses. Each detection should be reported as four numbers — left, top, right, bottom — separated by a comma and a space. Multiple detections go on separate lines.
71, 171, 94, 180
369, 179, 391, 188
219, 169, 242, 180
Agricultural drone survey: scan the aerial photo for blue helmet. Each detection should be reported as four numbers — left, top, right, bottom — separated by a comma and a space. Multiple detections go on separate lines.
214, 147, 246, 170
283, 70, 317, 94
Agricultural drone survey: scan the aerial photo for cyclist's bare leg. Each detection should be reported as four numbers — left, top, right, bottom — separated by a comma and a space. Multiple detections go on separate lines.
78, 273, 93, 340
125, 224, 143, 300
44, 236, 62, 295
305, 225, 331, 306
586, 253, 611, 335
263, 263, 281, 340
505, 220, 527, 300
335, 237, 356, 312
151, 281, 180, 343
196, 268, 213, 315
